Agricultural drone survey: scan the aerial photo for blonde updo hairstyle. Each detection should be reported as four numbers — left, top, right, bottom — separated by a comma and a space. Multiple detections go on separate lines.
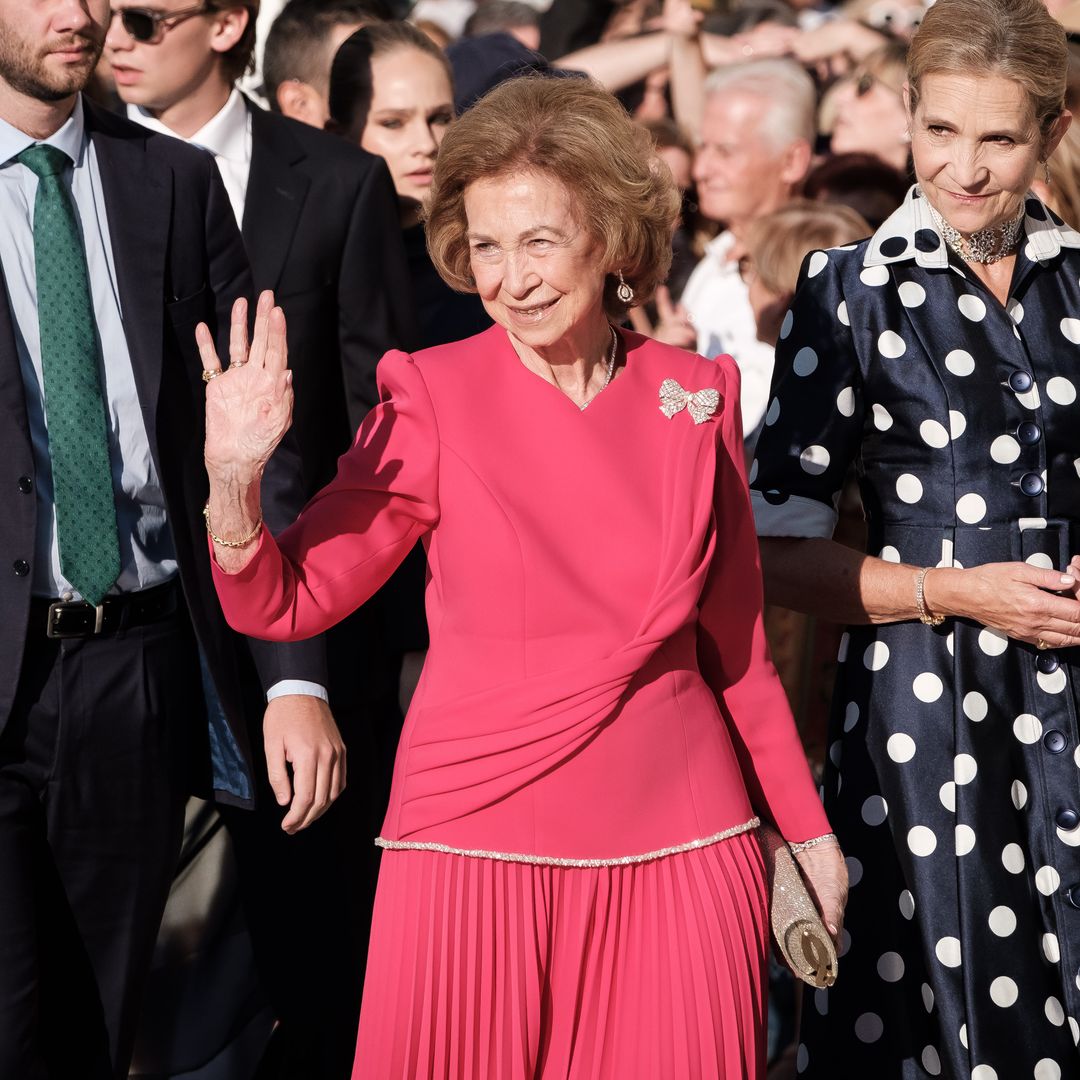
907, 0, 1068, 155
426, 76, 681, 318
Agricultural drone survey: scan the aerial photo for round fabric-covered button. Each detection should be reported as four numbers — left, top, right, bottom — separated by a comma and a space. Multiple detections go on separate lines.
1017, 422, 1042, 445
1038, 653, 1061, 675
1057, 809, 1080, 831
1009, 371, 1034, 393
1044, 729, 1068, 755
1021, 473, 1045, 497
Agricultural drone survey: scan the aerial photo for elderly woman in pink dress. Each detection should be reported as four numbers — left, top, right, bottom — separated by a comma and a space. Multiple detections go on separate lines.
196, 76, 846, 1079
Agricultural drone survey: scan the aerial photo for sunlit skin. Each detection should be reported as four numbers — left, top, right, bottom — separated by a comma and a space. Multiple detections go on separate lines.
831, 71, 910, 172
746, 267, 789, 347
657, 143, 692, 193
465, 171, 614, 407
359, 47, 453, 227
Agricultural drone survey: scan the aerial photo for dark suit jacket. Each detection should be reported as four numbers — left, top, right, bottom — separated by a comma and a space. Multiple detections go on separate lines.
243, 102, 415, 495
0, 98, 323, 805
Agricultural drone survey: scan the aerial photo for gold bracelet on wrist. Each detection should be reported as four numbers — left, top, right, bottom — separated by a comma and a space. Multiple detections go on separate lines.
915, 566, 945, 626
203, 501, 263, 548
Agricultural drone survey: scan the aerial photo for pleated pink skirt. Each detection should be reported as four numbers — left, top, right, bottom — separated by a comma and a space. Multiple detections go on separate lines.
352, 829, 768, 1079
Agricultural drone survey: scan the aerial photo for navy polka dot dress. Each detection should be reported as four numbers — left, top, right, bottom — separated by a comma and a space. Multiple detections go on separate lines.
751, 187, 1080, 1080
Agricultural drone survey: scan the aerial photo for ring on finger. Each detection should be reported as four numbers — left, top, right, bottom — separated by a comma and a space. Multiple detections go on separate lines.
1037, 637, 1052, 651
202, 368, 223, 383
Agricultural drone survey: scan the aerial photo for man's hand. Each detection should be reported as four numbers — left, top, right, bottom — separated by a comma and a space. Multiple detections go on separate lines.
263, 695, 346, 834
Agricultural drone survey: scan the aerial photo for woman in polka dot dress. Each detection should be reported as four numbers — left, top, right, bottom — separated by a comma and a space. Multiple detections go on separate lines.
751, 1, 1080, 1077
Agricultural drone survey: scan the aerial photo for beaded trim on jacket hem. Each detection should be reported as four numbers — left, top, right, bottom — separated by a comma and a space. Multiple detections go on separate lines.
374, 817, 762, 867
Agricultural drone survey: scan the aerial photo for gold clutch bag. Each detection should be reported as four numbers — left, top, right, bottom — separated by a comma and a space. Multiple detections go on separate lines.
758, 825, 838, 989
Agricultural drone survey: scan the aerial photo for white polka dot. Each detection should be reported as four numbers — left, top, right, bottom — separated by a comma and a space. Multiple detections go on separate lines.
899, 889, 915, 919
862, 795, 889, 825
839, 928, 851, 957
990, 976, 1018, 1007
939, 781, 956, 811
955, 824, 976, 855
1043, 933, 1061, 963
1010, 780, 1027, 809
935, 936, 961, 967
864, 642, 890, 671
846, 856, 863, 887
957, 493, 987, 523
990, 435, 1021, 464
988, 905, 1016, 936
880, 545, 901, 562
860, 265, 889, 287
1056, 822, 1080, 847
779, 310, 794, 340
877, 951, 904, 982
920, 419, 950, 448
896, 474, 923, 504
960, 1024, 969, 1049
971, 1067, 997, 1080
799, 445, 831, 475
963, 692, 988, 721
1007, 298, 1024, 324
872, 403, 893, 430
945, 349, 975, 376
908, 825, 937, 856
1047, 996, 1066, 1026
1002, 843, 1025, 873
949, 410, 967, 439
1017, 383, 1042, 410
843, 702, 859, 732
921, 982, 933, 1011
1038, 668, 1068, 694
765, 397, 780, 426
1036, 865, 1061, 896
814, 988, 828, 1015
1027, 552, 1054, 569
1061, 316, 1080, 343
958, 294, 987, 321
887, 733, 917, 763
1047, 377, 1077, 405
1069, 1017, 1079, 1045
855, 1012, 884, 1042
1035, 1060, 1062, 1080
978, 627, 1008, 655
796, 1043, 809, 1072
836, 386, 855, 416
954, 753, 977, 784
837, 301, 850, 326
793, 347, 819, 376
837, 633, 850, 661
946, 632, 955, 655
1014, 713, 1043, 744
878, 330, 907, 358
807, 251, 829, 278
921, 1046, 941, 1076
898, 281, 926, 308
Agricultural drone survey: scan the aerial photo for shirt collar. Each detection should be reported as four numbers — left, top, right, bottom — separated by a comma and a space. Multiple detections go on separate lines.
705, 229, 737, 263
0, 94, 86, 170
864, 183, 1080, 268
128, 88, 249, 162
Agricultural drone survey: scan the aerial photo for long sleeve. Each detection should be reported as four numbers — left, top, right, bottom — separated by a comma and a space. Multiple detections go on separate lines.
697, 358, 831, 843
212, 350, 440, 641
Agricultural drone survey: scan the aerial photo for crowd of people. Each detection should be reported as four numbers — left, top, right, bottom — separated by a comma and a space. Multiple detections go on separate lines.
3, 0, 1080, 1078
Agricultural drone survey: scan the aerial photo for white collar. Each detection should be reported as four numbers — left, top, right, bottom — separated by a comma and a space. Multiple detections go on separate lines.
864, 184, 1080, 268
128, 88, 249, 162
704, 229, 738, 262
0, 94, 86, 169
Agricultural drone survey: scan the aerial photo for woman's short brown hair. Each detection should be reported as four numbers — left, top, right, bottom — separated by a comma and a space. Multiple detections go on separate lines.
908, 0, 1068, 143
425, 76, 680, 318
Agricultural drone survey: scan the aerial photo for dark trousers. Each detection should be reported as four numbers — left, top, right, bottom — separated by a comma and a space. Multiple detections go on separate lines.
0, 607, 198, 1079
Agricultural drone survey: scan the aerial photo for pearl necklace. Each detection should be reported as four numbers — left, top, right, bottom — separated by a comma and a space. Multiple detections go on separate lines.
579, 326, 619, 411
925, 195, 1026, 265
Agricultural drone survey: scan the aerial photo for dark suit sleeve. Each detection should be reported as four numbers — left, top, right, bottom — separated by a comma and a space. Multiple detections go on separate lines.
339, 156, 418, 427
203, 159, 329, 691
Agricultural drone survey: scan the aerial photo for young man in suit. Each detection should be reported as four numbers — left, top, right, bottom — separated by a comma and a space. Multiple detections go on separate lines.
108, 3, 415, 1074
0, 1, 345, 1077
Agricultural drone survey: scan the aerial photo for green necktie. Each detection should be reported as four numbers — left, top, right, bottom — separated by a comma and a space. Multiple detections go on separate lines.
18, 144, 120, 605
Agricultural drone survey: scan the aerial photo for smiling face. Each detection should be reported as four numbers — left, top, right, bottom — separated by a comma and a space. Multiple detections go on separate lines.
464, 170, 608, 351
909, 71, 1069, 234
360, 46, 453, 214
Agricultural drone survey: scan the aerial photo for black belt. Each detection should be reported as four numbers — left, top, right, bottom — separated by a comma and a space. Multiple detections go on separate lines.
31, 579, 179, 639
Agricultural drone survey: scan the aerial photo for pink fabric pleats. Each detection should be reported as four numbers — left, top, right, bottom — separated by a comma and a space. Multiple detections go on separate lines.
353, 830, 769, 1080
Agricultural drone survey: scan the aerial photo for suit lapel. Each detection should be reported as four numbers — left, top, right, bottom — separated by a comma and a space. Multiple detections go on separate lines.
243, 102, 309, 291
85, 101, 169, 449
0, 266, 31, 447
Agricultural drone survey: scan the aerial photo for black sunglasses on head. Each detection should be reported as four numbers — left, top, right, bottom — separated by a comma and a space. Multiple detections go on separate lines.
111, 4, 209, 43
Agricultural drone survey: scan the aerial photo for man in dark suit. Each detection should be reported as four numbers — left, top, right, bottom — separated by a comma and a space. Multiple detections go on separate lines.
108, 3, 415, 1075
0, 2, 346, 1078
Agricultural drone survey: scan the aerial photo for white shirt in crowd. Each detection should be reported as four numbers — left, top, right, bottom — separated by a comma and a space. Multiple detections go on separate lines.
680, 230, 777, 450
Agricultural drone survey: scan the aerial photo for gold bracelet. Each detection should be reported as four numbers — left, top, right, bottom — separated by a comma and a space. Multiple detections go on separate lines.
915, 566, 945, 626
203, 501, 263, 548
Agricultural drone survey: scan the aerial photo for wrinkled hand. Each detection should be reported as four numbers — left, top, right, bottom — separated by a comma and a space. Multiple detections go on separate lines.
197, 290, 293, 486
794, 838, 848, 942
263, 695, 346, 834
926, 561, 1080, 649
651, 285, 697, 349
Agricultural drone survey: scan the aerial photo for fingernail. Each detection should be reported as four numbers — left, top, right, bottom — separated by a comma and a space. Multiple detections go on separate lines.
827, 923, 838, 936
1062, 575, 1076, 585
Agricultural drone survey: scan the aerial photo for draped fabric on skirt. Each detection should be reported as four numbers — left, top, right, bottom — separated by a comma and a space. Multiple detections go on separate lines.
354, 831, 769, 1080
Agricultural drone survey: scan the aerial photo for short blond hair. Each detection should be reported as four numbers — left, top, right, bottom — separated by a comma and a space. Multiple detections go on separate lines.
745, 200, 871, 297
908, 0, 1067, 142
426, 77, 680, 317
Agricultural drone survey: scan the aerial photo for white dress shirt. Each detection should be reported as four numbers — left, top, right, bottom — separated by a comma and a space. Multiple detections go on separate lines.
680, 230, 777, 450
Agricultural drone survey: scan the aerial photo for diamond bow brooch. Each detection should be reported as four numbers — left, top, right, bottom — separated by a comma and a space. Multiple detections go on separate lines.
658, 379, 719, 424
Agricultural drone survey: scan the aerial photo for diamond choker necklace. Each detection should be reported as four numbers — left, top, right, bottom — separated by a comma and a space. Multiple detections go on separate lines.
925, 194, 1026, 265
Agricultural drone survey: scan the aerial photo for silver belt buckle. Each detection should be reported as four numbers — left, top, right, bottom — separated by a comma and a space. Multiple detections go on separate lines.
46, 600, 106, 638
